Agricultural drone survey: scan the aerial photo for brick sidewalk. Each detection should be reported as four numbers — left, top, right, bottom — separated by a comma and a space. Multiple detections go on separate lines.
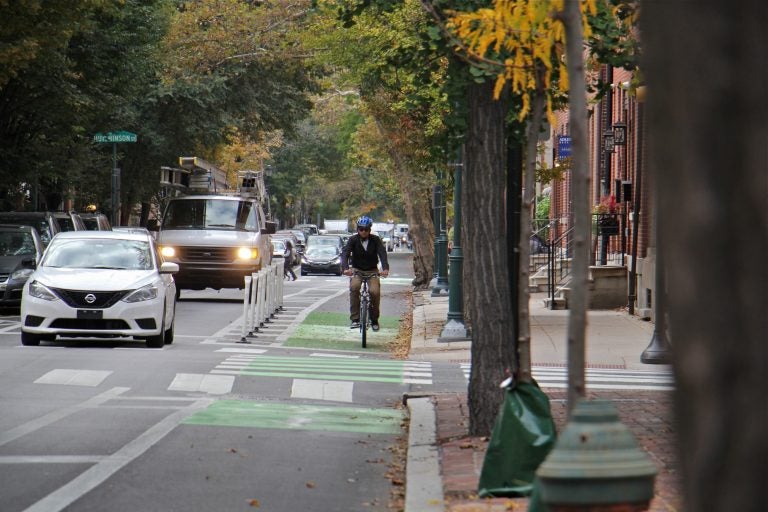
434, 390, 681, 511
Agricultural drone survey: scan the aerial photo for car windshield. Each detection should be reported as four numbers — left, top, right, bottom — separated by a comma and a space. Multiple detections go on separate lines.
82, 218, 99, 230
306, 246, 338, 258
0, 217, 51, 244
308, 237, 339, 247
162, 199, 258, 231
43, 239, 153, 270
0, 232, 35, 256
57, 217, 76, 232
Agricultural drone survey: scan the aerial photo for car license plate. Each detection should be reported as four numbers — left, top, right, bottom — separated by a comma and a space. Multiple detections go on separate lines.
77, 309, 103, 320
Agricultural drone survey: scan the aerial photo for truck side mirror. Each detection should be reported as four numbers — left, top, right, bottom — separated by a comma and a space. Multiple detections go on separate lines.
146, 219, 159, 232
261, 221, 277, 235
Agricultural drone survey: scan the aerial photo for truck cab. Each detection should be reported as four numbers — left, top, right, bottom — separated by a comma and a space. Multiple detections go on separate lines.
150, 157, 276, 294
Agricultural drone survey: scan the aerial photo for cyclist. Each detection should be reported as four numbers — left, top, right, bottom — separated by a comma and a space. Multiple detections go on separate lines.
341, 216, 390, 331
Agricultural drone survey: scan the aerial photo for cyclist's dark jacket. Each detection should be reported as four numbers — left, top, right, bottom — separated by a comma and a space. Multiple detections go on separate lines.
341, 234, 389, 272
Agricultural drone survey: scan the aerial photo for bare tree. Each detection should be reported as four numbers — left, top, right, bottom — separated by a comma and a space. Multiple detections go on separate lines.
641, 1, 768, 510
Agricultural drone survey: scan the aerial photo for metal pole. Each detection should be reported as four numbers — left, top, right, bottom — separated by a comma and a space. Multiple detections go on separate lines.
432, 170, 449, 296
432, 183, 441, 280
111, 142, 118, 226
440, 145, 467, 338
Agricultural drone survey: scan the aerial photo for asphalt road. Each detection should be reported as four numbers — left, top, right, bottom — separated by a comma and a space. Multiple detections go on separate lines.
0, 250, 468, 512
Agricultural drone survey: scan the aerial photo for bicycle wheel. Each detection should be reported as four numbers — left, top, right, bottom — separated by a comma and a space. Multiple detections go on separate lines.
360, 297, 368, 348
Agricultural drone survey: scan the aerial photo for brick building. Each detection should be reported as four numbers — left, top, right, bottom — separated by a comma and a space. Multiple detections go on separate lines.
543, 64, 656, 318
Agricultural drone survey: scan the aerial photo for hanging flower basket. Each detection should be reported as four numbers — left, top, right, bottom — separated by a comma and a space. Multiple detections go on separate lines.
598, 214, 620, 235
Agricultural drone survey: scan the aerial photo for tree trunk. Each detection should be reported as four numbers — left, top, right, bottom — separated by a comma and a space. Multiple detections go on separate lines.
642, 2, 768, 510
517, 72, 547, 384
372, 117, 435, 289
464, 80, 515, 436
562, 0, 589, 415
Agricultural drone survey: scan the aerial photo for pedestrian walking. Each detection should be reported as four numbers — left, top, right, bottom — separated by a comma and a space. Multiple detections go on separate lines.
284, 240, 297, 281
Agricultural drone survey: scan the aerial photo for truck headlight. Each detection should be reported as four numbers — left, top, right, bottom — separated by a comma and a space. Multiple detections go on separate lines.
237, 247, 258, 260
160, 246, 176, 258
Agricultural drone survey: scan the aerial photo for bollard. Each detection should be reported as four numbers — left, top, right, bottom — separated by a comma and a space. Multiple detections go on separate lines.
248, 272, 259, 335
257, 270, 267, 327
238, 276, 252, 343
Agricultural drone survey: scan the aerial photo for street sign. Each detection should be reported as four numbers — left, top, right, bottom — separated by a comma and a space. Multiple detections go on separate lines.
557, 135, 572, 160
93, 131, 137, 143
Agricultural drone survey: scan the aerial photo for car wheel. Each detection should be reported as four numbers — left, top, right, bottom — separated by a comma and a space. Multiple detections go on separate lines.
21, 331, 41, 346
164, 302, 175, 344
301, 270, 308, 276
146, 310, 165, 348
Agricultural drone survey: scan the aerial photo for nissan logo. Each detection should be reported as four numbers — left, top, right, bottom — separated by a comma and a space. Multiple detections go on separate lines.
84, 294, 97, 304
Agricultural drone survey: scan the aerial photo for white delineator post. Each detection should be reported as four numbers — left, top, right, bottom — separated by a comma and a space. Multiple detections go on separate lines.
239, 276, 252, 343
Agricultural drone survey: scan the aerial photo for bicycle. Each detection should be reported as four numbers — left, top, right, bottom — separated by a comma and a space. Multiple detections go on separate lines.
354, 271, 378, 348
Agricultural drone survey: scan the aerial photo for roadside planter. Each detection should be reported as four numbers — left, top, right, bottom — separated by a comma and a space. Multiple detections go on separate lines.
536, 399, 657, 511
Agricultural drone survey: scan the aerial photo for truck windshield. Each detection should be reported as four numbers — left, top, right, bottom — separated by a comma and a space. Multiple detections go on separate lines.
163, 199, 258, 231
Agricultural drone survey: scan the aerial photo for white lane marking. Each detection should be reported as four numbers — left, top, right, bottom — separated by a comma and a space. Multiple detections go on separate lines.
309, 353, 360, 359
0, 455, 105, 464
291, 379, 354, 402
23, 398, 213, 512
34, 369, 113, 387
0, 387, 129, 448
168, 373, 234, 395
403, 378, 433, 385
215, 348, 268, 355
275, 288, 348, 342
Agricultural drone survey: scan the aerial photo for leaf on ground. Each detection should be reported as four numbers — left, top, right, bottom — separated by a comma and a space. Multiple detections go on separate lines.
248, 498, 260, 507
305, 481, 316, 488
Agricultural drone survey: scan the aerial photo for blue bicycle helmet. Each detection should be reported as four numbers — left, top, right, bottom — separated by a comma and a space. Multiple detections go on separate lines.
356, 215, 373, 229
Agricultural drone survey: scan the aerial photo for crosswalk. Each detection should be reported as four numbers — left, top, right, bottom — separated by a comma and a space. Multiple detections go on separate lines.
460, 363, 674, 391
210, 353, 433, 385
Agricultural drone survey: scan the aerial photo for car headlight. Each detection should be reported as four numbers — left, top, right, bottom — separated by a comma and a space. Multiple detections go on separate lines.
160, 246, 176, 258
28, 280, 58, 301
331, 256, 340, 263
123, 284, 159, 303
11, 268, 34, 281
237, 247, 258, 260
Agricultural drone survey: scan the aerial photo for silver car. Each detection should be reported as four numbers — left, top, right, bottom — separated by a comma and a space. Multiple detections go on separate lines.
20, 231, 178, 348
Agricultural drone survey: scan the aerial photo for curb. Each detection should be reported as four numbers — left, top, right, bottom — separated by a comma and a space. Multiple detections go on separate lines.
404, 396, 444, 512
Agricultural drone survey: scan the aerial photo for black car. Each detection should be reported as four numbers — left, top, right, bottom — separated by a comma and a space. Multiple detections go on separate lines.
0, 225, 44, 307
0, 212, 62, 246
300, 245, 342, 276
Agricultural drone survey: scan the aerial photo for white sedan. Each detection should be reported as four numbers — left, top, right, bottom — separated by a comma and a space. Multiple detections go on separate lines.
20, 231, 178, 348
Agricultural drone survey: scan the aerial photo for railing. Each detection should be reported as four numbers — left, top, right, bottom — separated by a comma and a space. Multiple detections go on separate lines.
547, 225, 574, 306
542, 213, 628, 308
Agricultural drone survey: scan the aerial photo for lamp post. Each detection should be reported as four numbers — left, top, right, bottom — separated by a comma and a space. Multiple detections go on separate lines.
440, 145, 468, 339
599, 130, 615, 265
432, 170, 449, 296
432, 182, 441, 280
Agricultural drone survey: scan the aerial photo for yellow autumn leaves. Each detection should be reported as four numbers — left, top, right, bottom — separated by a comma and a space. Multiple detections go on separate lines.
448, 0, 597, 121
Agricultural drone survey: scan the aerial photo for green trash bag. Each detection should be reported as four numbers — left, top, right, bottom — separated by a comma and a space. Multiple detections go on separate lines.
477, 380, 557, 498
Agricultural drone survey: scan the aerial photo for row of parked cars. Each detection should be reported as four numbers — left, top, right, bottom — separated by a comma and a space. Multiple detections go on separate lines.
1, 211, 178, 349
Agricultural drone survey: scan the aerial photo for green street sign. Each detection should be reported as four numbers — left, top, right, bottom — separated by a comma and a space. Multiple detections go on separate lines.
93, 131, 137, 143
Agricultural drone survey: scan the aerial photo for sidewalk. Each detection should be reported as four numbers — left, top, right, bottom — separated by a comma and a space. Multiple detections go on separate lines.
404, 291, 680, 512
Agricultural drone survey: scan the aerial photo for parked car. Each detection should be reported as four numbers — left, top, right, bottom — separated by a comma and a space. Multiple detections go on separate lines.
20, 230, 178, 348
300, 245, 342, 276
271, 239, 287, 259
80, 212, 112, 231
52, 211, 87, 232
0, 212, 62, 246
0, 225, 44, 308
293, 223, 319, 236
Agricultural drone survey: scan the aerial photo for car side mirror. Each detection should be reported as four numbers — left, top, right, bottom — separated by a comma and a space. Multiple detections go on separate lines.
160, 261, 179, 274
261, 221, 277, 235
22, 258, 36, 269
146, 219, 159, 232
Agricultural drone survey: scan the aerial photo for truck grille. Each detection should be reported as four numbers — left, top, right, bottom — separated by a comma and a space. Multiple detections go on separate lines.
177, 246, 233, 263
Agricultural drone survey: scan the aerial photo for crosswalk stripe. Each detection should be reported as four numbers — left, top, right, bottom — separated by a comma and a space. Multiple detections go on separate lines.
291, 379, 354, 402
168, 373, 234, 395
460, 363, 674, 390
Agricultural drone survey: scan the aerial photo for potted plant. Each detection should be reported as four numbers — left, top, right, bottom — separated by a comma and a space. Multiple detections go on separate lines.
594, 195, 620, 235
